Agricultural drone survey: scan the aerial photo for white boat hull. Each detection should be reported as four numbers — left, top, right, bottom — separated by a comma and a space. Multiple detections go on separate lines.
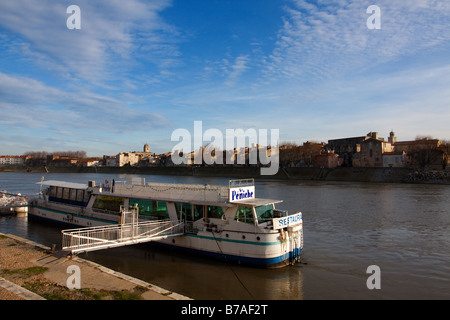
29, 205, 301, 267
29, 178, 303, 268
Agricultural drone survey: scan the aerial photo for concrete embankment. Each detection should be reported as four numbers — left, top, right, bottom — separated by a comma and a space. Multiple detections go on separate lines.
2, 165, 450, 184
0, 233, 191, 300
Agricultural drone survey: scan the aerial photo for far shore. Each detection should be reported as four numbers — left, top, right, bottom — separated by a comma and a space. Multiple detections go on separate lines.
1, 165, 450, 185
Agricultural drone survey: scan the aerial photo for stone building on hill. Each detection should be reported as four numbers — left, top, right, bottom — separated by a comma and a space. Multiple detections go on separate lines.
116, 143, 156, 167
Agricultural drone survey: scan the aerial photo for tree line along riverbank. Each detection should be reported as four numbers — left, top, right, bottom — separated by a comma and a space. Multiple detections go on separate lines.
1, 166, 450, 185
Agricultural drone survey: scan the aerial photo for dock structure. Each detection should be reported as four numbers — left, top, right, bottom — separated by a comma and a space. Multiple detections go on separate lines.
62, 209, 184, 254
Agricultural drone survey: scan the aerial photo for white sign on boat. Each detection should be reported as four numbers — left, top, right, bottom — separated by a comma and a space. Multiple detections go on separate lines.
228, 179, 255, 203
272, 212, 302, 230
229, 186, 255, 202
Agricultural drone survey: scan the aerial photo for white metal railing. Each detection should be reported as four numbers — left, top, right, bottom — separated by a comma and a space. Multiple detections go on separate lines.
229, 179, 254, 188
62, 219, 184, 254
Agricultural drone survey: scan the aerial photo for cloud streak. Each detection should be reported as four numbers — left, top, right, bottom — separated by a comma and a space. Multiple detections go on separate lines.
0, 0, 178, 84
264, 0, 450, 83
0, 72, 171, 134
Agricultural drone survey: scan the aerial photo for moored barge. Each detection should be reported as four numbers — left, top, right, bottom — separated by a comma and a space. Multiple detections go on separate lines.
29, 178, 303, 268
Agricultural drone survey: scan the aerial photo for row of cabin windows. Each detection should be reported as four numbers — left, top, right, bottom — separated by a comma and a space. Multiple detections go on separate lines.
47, 186, 90, 204
91, 196, 274, 224
175, 203, 225, 221
92, 196, 172, 218
237, 205, 274, 224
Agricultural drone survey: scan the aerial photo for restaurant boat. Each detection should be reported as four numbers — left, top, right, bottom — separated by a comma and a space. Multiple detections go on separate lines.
29, 178, 303, 268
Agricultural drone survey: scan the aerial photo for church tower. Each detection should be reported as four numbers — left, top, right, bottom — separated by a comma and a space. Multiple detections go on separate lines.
388, 130, 397, 144
144, 143, 150, 153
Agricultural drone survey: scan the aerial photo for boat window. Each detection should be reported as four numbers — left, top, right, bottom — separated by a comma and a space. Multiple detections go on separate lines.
207, 206, 224, 219
62, 188, 70, 200
129, 199, 169, 219
69, 189, 77, 201
46, 186, 88, 206
176, 203, 193, 221
48, 186, 57, 198
56, 187, 63, 198
255, 204, 274, 223
83, 191, 90, 203
193, 205, 204, 220
236, 206, 254, 224
93, 195, 124, 213
76, 190, 84, 202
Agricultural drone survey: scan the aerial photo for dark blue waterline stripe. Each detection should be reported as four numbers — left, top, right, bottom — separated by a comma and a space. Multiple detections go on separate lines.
153, 241, 292, 267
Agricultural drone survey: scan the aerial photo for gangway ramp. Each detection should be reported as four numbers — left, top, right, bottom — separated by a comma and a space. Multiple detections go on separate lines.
62, 219, 184, 254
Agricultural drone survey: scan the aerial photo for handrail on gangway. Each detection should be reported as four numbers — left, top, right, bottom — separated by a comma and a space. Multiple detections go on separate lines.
62, 218, 184, 254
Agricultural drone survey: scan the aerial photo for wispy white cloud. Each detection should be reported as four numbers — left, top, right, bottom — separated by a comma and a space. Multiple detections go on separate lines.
0, 0, 178, 84
264, 0, 450, 83
0, 72, 171, 133
224, 55, 250, 86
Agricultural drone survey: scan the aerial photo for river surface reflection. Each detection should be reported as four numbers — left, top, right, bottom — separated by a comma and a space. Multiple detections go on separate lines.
1, 172, 449, 299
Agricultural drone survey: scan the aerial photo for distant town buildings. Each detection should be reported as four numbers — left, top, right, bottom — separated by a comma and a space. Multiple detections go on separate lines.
0, 155, 25, 166
343, 131, 446, 169
325, 135, 367, 167
116, 144, 158, 167
282, 130, 448, 170
357, 132, 393, 167
1, 134, 449, 170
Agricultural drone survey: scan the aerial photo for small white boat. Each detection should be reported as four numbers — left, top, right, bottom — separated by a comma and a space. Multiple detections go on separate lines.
0, 191, 28, 216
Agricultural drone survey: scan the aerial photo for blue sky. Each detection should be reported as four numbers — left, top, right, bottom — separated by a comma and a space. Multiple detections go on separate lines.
0, 0, 449, 156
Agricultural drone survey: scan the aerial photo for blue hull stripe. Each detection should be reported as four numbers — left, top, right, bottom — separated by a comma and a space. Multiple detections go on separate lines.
154, 241, 299, 267
185, 233, 282, 246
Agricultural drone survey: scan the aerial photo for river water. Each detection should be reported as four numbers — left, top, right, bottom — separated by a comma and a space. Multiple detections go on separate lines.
1, 171, 449, 300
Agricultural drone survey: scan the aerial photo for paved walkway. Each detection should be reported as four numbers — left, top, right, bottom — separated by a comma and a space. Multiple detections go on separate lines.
0, 233, 191, 300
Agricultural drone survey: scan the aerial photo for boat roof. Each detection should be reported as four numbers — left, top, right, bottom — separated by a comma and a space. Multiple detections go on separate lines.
37, 180, 88, 190
36, 179, 283, 207
232, 199, 283, 206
